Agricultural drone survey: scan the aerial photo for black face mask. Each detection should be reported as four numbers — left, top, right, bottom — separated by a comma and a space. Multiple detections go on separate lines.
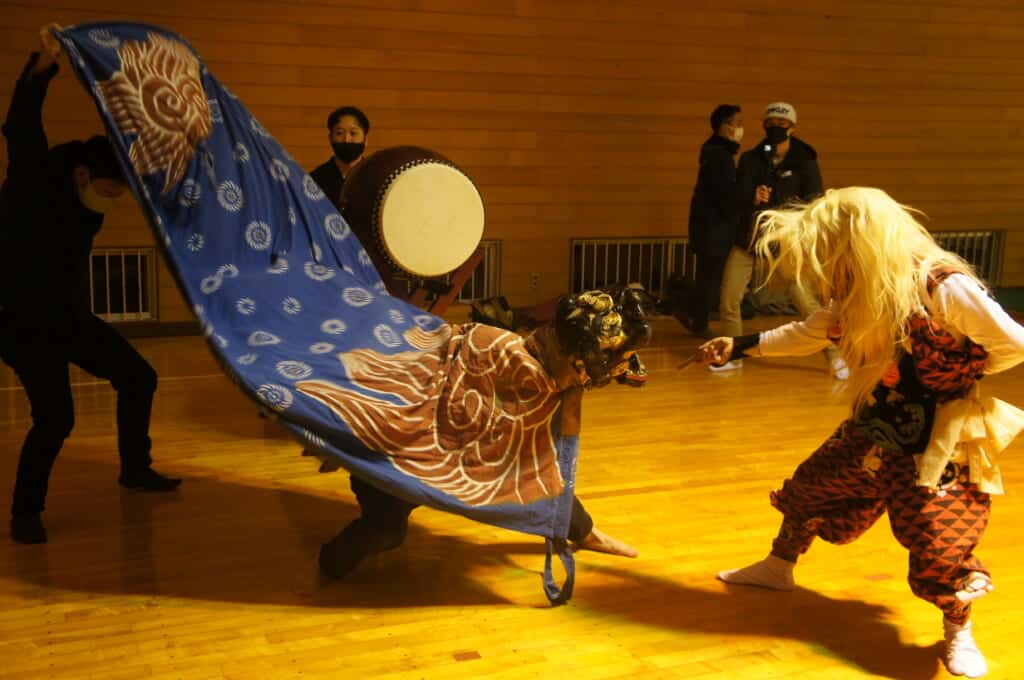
764, 126, 790, 145
332, 141, 365, 164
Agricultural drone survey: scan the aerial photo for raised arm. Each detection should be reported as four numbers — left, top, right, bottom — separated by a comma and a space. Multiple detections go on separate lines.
2, 25, 62, 177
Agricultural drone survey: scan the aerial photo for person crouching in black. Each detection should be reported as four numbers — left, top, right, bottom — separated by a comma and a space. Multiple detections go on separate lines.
0, 27, 181, 545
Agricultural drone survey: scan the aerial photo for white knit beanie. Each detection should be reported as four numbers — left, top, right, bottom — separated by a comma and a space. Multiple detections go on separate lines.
763, 102, 797, 125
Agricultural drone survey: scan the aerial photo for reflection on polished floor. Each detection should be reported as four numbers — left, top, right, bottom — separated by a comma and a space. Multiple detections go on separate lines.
0, 317, 1021, 679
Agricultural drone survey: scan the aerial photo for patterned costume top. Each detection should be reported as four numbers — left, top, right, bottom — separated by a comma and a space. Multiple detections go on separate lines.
852, 273, 989, 457
753, 272, 1024, 494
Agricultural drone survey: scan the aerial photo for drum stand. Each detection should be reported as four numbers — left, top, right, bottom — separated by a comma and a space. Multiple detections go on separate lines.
405, 247, 485, 316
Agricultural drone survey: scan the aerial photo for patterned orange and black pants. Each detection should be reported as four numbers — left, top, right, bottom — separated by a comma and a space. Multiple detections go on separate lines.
769, 420, 990, 625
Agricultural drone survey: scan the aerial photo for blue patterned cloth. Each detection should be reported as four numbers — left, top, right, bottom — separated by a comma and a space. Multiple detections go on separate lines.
56, 23, 577, 603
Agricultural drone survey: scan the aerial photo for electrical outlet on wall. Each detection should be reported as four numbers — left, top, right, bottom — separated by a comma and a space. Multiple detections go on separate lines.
529, 272, 540, 289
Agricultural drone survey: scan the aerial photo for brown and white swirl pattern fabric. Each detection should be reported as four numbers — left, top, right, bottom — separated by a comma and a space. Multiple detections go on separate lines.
297, 323, 567, 506
99, 33, 212, 193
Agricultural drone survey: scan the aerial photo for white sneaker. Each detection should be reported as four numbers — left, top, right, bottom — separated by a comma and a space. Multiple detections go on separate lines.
708, 359, 743, 373
944, 619, 988, 678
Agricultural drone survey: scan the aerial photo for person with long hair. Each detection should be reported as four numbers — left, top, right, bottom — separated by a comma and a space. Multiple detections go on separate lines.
702, 187, 1024, 678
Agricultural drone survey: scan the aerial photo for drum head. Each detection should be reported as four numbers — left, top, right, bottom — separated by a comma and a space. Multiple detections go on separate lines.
377, 162, 484, 278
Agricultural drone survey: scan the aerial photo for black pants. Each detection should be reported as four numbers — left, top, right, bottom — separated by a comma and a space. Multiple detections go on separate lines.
348, 474, 594, 544
0, 315, 157, 518
688, 252, 728, 332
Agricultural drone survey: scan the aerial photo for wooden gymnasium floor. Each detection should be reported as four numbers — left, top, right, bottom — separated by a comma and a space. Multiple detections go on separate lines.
0, 316, 1022, 680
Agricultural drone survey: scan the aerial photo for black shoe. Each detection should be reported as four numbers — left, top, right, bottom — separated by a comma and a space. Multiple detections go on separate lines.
679, 312, 714, 339
10, 514, 47, 544
319, 519, 407, 579
675, 311, 694, 331
119, 468, 182, 492
319, 537, 368, 580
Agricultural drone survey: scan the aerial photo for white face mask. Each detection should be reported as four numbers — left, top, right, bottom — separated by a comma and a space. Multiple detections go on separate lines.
78, 183, 120, 214
730, 126, 745, 143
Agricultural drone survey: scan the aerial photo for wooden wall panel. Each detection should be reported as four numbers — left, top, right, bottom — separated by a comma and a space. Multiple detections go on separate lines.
0, 0, 1022, 322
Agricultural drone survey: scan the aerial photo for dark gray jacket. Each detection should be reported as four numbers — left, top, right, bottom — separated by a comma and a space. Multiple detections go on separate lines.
688, 134, 740, 257
735, 136, 822, 250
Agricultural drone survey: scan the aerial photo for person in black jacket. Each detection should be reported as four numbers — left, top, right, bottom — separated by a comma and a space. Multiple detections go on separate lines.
714, 101, 847, 378
0, 27, 181, 545
309, 106, 370, 211
683, 104, 743, 339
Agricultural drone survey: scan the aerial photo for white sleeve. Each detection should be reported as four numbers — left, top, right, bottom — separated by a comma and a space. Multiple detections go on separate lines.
930, 274, 1024, 374
755, 303, 837, 357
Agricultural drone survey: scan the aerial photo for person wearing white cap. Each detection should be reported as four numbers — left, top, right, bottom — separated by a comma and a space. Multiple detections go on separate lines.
712, 101, 848, 380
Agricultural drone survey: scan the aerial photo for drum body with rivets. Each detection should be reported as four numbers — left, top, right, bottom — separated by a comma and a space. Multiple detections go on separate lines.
340, 146, 485, 279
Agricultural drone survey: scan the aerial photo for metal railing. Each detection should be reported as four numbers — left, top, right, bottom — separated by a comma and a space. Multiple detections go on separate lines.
454, 240, 502, 303
89, 247, 158, 322
932, 230, 1005, 286
570, 237, 692, 296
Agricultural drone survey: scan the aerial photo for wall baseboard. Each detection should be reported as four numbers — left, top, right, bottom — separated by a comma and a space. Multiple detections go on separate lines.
115, 321, 202, 338
113, 288, 1024, 339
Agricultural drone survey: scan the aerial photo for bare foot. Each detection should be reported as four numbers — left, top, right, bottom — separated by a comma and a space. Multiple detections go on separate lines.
717, 555, 795, 590
573, 527, 639, 558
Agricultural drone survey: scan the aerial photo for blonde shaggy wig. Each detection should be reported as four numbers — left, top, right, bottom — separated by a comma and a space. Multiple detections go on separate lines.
753, 187, 984, 411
